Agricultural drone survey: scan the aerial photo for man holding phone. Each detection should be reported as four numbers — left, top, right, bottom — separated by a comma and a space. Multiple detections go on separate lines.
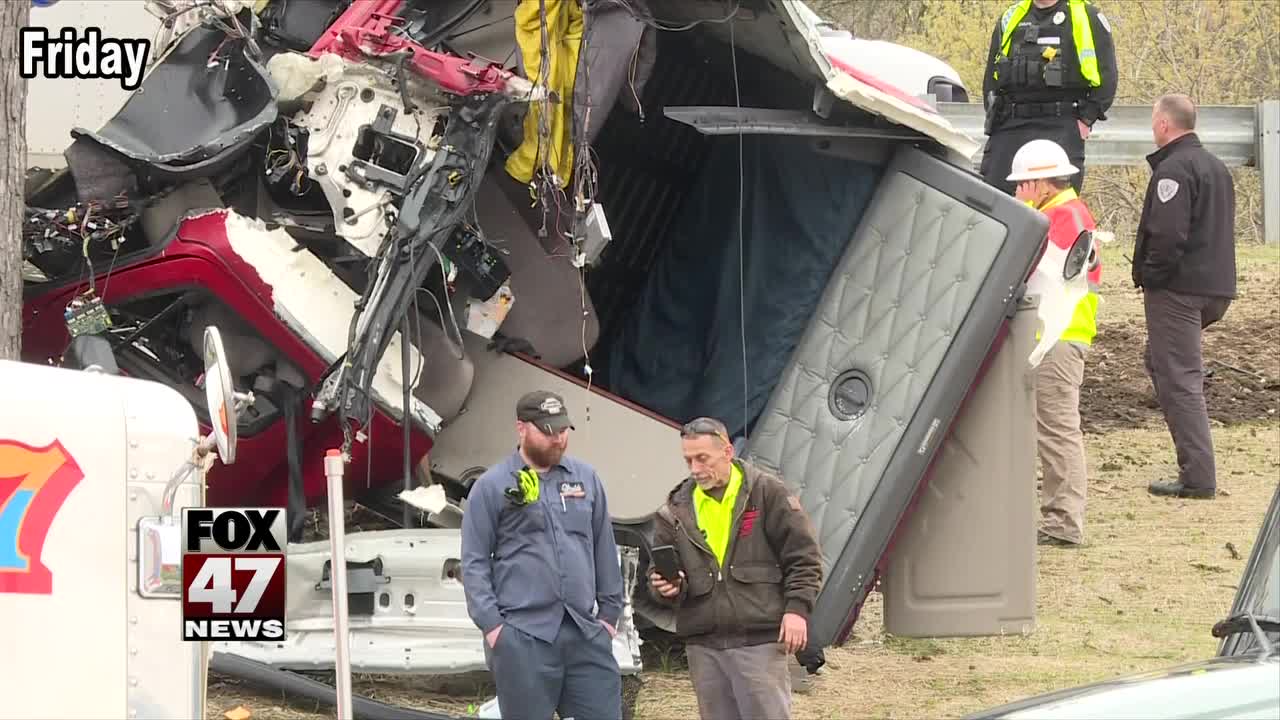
648, 417, 823, 720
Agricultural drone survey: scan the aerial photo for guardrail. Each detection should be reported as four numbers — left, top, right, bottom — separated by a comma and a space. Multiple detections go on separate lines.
935, 100, 1280, 245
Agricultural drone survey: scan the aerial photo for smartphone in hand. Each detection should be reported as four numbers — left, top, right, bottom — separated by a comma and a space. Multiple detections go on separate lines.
650, 544, 682, 583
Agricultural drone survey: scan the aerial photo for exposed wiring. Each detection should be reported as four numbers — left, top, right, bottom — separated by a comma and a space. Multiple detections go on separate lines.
529, 0, 562, 238
627, 27, 645, 122
730, 7, 748, 439
428, 241, 466, 357
571, 1, 601, 431
419, 0, 488, 49
26, 195, 132, 294
395, 50, 424, 141
444, 14, 514, 43
417, 287, 464, 362
602, 0, 741, 32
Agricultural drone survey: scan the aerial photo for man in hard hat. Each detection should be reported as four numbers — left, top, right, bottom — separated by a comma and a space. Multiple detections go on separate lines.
980, 0, 1118, 197
1008, 138, 1102, 547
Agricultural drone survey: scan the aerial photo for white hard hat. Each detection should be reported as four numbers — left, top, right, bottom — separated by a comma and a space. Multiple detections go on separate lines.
1006, 139, 1079, 182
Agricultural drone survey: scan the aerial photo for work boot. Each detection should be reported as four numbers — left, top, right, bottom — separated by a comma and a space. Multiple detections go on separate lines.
1147, 479, 1216, 499
789, 655, 815, 694
1037, 530, 1080, 548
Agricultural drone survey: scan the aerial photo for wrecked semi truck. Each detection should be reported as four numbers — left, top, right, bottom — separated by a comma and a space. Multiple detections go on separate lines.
21, 0, 1073, 669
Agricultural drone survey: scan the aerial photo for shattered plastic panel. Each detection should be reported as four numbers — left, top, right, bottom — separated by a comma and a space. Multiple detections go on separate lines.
278, 53, 453, 257
72, 21, 277, 167
771, 1, 980, 158
1025, 238, 1091, 367
218, 209, 444, 432
215, 529, 644, 676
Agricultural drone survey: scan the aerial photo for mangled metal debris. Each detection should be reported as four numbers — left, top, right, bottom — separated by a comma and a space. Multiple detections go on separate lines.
214, 530, 645, 677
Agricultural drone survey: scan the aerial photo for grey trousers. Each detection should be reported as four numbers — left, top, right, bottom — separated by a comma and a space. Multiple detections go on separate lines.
483, 613, 621, 720
686, 642, 792, 720
1143, 288, 1232, 490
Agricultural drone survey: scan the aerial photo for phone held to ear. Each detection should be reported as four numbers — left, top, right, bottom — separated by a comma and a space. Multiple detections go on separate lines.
650, 544, 682, 583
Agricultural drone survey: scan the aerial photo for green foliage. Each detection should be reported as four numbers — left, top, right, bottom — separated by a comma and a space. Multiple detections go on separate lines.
809, 0, 1280, 243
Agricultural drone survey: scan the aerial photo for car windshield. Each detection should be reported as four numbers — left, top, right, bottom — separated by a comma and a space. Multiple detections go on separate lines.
1250, 484, 1280, 620
1220, 484, 1280, 656
1258, 533, 1279, 619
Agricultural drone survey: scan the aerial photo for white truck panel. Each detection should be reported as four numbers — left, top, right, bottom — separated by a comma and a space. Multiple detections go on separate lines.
25, 0, 162, 169
0, 360, 204, 720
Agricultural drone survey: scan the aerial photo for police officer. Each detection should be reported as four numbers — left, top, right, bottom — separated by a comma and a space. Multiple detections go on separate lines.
460, 390, 625, 719
1134, 94, 1237, 500
981, 0, 1118, 196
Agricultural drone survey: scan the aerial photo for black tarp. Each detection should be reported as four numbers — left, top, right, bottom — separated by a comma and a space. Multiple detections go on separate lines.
598, 134, 883, 439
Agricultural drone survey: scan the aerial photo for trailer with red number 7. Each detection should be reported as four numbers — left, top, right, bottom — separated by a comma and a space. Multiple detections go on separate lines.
0, 328, 243, 720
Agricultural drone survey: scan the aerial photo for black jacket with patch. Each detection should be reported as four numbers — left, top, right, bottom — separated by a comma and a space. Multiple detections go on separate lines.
1133, 133, 1237, 298
648, 460, 823, 650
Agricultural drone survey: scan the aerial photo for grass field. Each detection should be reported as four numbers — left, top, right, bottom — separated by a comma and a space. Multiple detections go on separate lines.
207, 243, 1280, 720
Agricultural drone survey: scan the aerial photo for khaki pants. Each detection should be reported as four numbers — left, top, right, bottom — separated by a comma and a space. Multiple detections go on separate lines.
686, 642, 792, 720
1036, 341, 1089, 544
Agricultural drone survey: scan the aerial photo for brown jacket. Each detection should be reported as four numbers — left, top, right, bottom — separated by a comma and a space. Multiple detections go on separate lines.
649, 459, 823, 649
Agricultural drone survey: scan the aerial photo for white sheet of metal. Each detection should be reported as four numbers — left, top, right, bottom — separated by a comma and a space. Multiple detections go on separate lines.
24, 0, 162, 169
0, 360, 205, 720
780, 1, 983, 161
216, 529, 644, 676
428, 330, 692, 523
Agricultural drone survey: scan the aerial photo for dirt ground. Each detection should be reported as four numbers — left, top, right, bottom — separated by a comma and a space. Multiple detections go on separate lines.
1081, 243, 1280, 433
206, 244, 1280, 720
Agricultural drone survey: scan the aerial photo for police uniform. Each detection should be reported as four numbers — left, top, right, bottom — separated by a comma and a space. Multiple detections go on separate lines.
980, 0, 1118, 196
460, 391, 625, 719
1134, 133, 1237, 499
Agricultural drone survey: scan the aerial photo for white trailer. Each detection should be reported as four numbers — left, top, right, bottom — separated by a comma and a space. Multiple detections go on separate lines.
0, 328, 241, 719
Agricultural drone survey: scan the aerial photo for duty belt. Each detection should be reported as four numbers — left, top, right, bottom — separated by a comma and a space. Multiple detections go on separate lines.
1007, 100, 1078, 119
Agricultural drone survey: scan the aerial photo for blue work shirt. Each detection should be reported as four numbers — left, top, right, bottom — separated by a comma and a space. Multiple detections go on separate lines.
461, 450, 624, 644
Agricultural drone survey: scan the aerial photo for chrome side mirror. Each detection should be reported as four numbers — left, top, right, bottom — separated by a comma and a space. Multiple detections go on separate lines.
202, 325, 242, 465
139, 326, 257, 599
1063, 230, 1093, 281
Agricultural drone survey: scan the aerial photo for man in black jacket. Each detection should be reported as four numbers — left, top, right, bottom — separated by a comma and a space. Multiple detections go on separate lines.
1133, 93, 1236, 500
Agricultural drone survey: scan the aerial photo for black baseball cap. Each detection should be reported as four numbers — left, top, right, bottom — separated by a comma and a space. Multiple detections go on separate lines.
516, 390, 575, 434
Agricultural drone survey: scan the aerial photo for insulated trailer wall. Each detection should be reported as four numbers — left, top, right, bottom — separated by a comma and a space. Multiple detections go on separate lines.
742, 145, 1047, 647
25, 0, 163, 170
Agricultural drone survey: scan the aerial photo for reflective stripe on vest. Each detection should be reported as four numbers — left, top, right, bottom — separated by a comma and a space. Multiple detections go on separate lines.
996, 0, 1101, 88
1041, 188, 1101, 345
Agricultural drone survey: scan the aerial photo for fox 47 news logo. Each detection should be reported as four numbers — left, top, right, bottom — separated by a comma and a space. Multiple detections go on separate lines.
181, 507, 287, 641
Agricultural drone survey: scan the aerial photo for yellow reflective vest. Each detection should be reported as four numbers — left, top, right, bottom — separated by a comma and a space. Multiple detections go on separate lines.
997, 0, 1101, 88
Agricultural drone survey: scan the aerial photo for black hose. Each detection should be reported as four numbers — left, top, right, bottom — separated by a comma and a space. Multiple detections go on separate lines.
401, 313, 414, 528
209, 652, 466, 720
418, 0, 488, 49
279, 383, 307, 543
